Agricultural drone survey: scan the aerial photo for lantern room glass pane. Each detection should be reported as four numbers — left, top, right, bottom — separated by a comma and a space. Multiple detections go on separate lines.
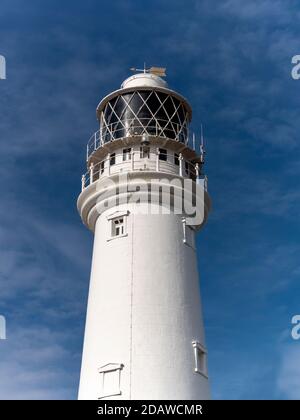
101, 90, 189, 143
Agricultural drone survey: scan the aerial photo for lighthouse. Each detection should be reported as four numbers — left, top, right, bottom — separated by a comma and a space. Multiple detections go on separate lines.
77, 68, 211, 400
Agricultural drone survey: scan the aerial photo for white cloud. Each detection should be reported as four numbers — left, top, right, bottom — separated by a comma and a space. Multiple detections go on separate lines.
277, 345, 300, 399
0, 326, 79, 399
219, 0, 294, 22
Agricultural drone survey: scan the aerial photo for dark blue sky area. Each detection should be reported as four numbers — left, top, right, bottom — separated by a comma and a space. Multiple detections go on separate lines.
0, 0, 300, 399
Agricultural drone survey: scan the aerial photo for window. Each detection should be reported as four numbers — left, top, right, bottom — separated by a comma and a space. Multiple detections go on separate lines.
98, 363, 124, 399
101, 91, 189, 143
110, 153, 116, 166
159, 148, 167, 161
185, 161, 190, 174
174, 153, 179, 165
107, 211, 129, 241
140, 145, 150, 159
192, 341, 208, 377
100, 161, 105, 174
112, 217, 124, 237
182, 218, 195, 249
123, 148, 131, 161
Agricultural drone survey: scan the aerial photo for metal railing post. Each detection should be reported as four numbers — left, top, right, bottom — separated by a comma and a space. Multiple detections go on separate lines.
156, 148, 160, 172
179, 153, 183, 177
81, 174, 86, 191
195, 163, 199, 180
100, 126, 104, 147
90, 162, 94, 184
131, 151, 135, 171
107, 154, 111, 176
186, 126, 190, 146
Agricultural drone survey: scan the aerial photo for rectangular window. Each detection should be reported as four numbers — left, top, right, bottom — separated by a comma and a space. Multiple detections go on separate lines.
192, 341, 208, 377
159, 148, 167, 161
107, 211, 129, 241
110, 153, 116, 166
140, 146, 150, 159
112, 217, 125, 237
123, 148, 131, 161
100, 161, 105, 174
182, 218, 195, 249
174, 153, 179, 165
98, 363, 124, 399
185, 161, 190, 174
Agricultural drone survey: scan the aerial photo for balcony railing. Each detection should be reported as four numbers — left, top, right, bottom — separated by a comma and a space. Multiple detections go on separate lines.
81, 149, 207, 191
87, 118, 198, 160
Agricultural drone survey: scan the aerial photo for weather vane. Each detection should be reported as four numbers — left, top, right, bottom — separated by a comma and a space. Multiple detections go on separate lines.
130, 63, 166, 77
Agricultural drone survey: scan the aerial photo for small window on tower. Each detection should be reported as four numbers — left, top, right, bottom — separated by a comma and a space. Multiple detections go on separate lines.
123, 148, 131, 161
159, 148, 167, 161
110, 153, 116, 166
100, 161, 105, 174
112, 217, 124, 237
192, 341, 208, 377
174, 153, 179, 165
98, 363, 124, 399
185, 161, 190, 175
182, 218, 196, 249
140, 146, 150, 159
107, 211, 129, 241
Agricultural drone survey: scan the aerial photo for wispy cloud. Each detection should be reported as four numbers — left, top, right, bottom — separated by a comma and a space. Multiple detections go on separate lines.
277, 344, 300, 399
0, 326, 79, 399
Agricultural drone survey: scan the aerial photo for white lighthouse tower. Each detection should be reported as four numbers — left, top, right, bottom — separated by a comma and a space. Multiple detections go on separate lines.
77, 68, 211, 400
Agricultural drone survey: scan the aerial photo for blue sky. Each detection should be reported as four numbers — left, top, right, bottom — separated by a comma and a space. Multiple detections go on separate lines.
0, 0, 300, 399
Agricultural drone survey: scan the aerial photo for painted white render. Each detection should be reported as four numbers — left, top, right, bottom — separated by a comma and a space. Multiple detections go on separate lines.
77, 72, 211, 400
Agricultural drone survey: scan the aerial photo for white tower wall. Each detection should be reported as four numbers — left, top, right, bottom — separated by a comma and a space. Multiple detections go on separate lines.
77, 72, 211, 400
78, 202, 210, 400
